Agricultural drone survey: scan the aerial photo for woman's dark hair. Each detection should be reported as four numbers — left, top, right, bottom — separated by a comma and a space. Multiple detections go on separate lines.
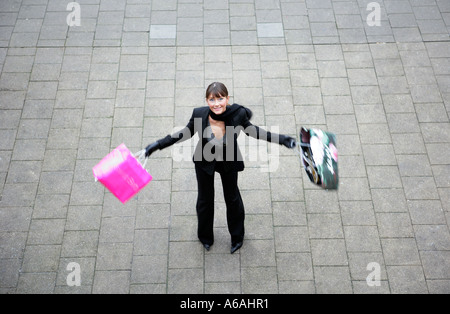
205, 82, 228, 99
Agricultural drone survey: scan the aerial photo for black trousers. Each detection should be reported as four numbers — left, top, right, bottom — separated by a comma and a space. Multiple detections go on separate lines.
195, 162, 245, 245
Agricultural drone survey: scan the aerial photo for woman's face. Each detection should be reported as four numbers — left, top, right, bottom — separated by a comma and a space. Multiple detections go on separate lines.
207, 94, 229, 115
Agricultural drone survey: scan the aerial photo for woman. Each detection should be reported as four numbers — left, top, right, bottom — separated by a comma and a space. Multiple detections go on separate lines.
145, 82, 296, 254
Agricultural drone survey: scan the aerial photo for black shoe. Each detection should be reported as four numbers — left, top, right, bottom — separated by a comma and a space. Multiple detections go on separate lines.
203, 243, 211, 251
230, 242, 243, 254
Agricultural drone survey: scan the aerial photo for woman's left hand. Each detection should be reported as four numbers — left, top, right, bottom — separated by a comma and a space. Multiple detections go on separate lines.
281, 136, 296, 149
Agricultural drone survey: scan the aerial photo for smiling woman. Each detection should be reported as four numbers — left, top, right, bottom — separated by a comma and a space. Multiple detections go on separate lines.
144, 82, 296, 254
206, 82, 229, 139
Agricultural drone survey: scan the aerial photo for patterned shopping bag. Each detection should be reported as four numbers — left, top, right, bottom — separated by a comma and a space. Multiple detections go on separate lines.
93, 144, 152, 204
299, 127, 339, 190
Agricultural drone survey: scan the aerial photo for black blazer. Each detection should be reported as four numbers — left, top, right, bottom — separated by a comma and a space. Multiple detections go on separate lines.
157, 104, 288, 175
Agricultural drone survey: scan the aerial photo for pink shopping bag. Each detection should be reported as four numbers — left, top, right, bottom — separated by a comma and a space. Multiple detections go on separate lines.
93, 144, 152, 204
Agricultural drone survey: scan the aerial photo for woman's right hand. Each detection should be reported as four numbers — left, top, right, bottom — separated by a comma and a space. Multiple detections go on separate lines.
145, 142, 161, 158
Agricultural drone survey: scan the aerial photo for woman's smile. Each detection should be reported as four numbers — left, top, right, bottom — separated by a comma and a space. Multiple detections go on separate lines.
212, 105, 225, 113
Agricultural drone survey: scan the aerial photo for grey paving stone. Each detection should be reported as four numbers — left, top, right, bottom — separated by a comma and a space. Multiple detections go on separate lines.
274, 226, 309, 253
407, 200, 446, 225
167, 268, 203, 294
383, 238, 421, 266
0, 206, 32, 232
397, 154, 433, 177
321, 77, 350, 95
92, 271, 130, 294
340, 200, 377, 226
387, 265, 428, 294
33, 194, 69, 219
0, 258, 21, 289
70, 181, 104, 206
338, 177, 372, 201
241, 267, 278, 294
308, 214, 344, 239
131, 255, 167, 284
22, 245, 61, 273
367, 165, 403, 189
87, 81, 117, 99
402, 176, 440, 200
27, 219, 65, 245
16, 273, 57, 294
420, 251, 450, 280
272, 201, 307, 226
169, 241, 203, 269
150, 25, 176, 39
257, 23, 284, 38
96, 242, 133, 271
277, 253, 313, 281
99, 217, 135, 243
279, 280, 316, 294
311, 239, 348, 266
61, 231, 99, 258
377, 212, 414, 237
205, 253, 240, 282
344, 226, 382, 252
314, 266, 352, 294
134, 229, 168, 256
371, 188, 408, 213
414, 225, 450, 251
66, 205, 102, 231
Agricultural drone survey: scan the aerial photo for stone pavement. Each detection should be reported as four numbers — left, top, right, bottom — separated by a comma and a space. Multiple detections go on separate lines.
0, 0, 450, 294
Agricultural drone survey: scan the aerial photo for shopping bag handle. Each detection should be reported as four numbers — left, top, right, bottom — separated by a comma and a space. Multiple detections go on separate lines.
134, 150, 148, 169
